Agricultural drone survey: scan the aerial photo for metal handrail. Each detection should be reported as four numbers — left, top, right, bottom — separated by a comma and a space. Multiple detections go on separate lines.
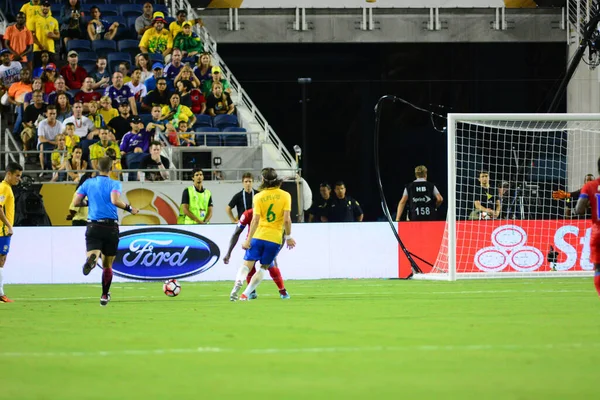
3, 129, 25, 168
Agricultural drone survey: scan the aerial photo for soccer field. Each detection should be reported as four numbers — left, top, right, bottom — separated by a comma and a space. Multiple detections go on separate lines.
1, 279, 598, 399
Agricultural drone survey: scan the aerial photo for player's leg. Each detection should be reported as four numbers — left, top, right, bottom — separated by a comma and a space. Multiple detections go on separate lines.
594, 264, 600, 297
269, 259, 289, 299
0, 236, 13, 302
83, 224, 103, 276
231, 242, 259, 301
241, 241, 279, 300
246, 263, 259, 299
590, 235, 600, 297
99, 226, 120, 306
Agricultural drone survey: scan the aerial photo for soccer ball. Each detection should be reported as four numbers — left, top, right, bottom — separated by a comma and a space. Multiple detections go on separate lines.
163, 279, 181, 297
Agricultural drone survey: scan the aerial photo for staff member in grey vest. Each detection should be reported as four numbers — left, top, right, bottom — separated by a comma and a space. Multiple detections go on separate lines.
396, 165, 443, 221
225, 172, 258, 223
178, 168, 213, 224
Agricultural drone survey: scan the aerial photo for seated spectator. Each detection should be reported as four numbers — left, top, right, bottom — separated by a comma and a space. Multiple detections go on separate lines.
50, 133, 69, 182
21, 90, 47, 151
176, 79, 193, 109
164, 48, 184, 82
108, 100, 134, 141
144, 63, 164, 92
119, 62, 132, 84
41, 63, 58, 94
55, 93, 73, 123
146, 105, 170, 136
201, 66, 231, 97
60, 0, 85, 51
139, 141, 170, 181
37, 105, 64, 172
206, 82, 234, 116
173, 21, 203, 62
193, 52, 212, 83
48, 77, 74, 104
142, 77, 171, 112
105, 72, 137, 114
60, 51, 87, 90
169, 9, 203, 39
139, 12, 173, 62
188, 82, 207, 115
0, 49, 23, 100
63, 121, 80, 153
90, 129, 121, 171
67, 145, 87, 182
75, 77, 102, 112
173, 116, 194, 146
175, 65, 200, 89
87, 100, 106, 129
99, 96, 119, 125
63, 101, 97, 140
135, 53, 152, 82
120, 115, 152, 154
33, 51, 51, 79
4, 12, 34, 64
161, 92, 196, 128
125, 68, 147, 102
91, 57, 110, 89
6, 68, 33, 137
87, 6, 119, 41
24, 78, 47, 108
135, 3, 154, 39
105, 147, 122, 181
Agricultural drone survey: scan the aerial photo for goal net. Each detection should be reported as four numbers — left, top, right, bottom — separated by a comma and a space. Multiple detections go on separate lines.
419, 114, 600, 280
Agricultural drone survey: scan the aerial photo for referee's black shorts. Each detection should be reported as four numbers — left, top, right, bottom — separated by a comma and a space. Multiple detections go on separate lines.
85, 221, 120, 256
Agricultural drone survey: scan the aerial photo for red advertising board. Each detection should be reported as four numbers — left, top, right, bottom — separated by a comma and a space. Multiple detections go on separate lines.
398, 220, 595, 279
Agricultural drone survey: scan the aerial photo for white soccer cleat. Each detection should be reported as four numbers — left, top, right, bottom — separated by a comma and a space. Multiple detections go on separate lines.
230, 281, 243, 301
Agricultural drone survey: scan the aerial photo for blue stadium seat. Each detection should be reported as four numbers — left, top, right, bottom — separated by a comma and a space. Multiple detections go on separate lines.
120, 4, 142, 17
125, 152, 148, 181
193, 114, 212, 128
127, 16, 138, 36
107, 52, 132, 74
50, 4, 62, 16
166, 16, 176, 25
118, 39, 141, 54
81, 62, 97, 75
223, 133, 248, 146
92, 39, 117, 54
148, 53, 164, 64
78, 51, 97, 62
213, 114, 239, 130
222, 127, 247, 133
67, 89, 80, 99
195, 127, 222, 147
109, 0, 132, 4
153, 4, 168, 15
105, 16, 127, 26
67, 39, 92, 53
101, 10, 119, 17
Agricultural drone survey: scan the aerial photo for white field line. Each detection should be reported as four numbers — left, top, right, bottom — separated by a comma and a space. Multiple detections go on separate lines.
2, 343, 599, 358
8, 288, 592, 302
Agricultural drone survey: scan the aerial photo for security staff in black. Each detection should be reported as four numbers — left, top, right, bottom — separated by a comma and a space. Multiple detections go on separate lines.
322, 181, 363, 222
308, 183, 331, 222
396, 165, 443, 221
225, 172, 258, 223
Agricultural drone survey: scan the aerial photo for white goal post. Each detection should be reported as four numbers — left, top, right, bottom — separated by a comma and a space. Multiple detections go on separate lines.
415, 113, 600, 281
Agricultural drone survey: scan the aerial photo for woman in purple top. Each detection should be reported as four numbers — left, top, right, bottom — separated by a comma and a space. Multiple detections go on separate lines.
23, 78, 48, 108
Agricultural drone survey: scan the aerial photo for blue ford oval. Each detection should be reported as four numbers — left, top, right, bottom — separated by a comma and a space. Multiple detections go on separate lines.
113, 228, 220, 280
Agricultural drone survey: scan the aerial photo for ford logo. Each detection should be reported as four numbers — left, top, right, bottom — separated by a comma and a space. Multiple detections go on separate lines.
113, 228, 220, 280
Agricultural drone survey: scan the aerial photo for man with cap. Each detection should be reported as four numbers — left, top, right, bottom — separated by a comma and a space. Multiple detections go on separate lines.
120, 115, 152, 155
139, 12, 174, 60
104, 71, 137, 115
142, 77, 171, 112
201, 65, 231, 97
169, 9, 204, 38
135, 3, 154, 39
144, 62, 164, 92
30, 1, 60, 67
0, 49, 23, 93
60, 51, 88, 90
173, 21, 204, 61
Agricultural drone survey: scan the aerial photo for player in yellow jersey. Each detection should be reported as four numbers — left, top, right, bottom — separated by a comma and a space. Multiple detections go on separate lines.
0, 163, 23, 303
229, 168, 296, 301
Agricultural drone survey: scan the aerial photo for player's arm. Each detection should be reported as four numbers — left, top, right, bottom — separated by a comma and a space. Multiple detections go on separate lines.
474, 200, 491, 213
396, 195, 408, 222
223, 225, 245, 264
575, 193, 590, 215
205, 204, 213, 224
0, 204, 14, 236
283, 210, 296, 249
110, 191, 139, 214
225, 205, 237, 223
494, 199, 501, 218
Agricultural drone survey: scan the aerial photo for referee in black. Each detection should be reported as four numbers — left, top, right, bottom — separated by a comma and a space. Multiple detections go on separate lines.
74, 157, 139, 306
396, 165, 443, 221
225, 172, 258, 223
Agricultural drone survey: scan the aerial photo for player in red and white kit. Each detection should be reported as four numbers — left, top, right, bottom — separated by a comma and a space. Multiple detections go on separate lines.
223, 208, 290, 299
575, 163, 600, 298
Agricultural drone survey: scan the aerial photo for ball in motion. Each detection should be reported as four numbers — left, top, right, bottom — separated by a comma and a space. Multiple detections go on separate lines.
163, 279, 181, 297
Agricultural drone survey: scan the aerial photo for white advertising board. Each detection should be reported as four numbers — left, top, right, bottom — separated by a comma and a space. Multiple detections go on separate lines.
238, 0, 505, 8
5, 222, 399, 284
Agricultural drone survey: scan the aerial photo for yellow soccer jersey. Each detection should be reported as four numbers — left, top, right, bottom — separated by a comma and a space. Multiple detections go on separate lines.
0, 181, 15, 237
253, 188, 291, 245
30, 15, 59, 53
22, 3, 53, 31
89, 141, 121, 161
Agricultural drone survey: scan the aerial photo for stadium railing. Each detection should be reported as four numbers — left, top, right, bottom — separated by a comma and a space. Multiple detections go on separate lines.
568, 0, 599, 42
168, 0, 297, 171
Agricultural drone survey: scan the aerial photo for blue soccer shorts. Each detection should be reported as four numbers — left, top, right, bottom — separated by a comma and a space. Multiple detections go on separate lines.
244, 238, 281, 266
0, 235, 12, 255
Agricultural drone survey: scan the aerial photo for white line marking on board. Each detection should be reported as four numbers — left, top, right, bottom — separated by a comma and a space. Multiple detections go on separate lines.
2, 343, 599, 358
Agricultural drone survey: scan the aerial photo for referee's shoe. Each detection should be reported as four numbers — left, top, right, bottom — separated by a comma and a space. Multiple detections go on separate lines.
83, 254, 97, 276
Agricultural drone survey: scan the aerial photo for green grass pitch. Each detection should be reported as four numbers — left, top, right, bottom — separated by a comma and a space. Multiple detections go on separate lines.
1, 278, 598, 399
